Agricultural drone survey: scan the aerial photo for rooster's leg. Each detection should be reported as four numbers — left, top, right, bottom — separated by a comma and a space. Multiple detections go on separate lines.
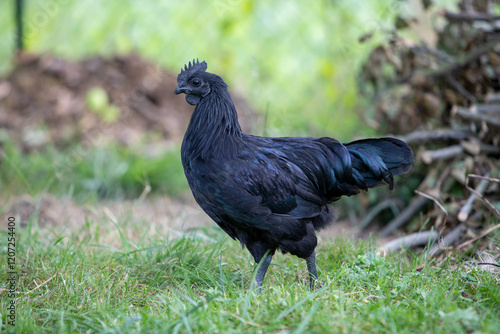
306, 249, 320, 289
252, 254, 272, 293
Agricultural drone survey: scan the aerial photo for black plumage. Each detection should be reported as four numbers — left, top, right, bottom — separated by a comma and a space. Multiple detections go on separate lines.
175, 59, 414, 290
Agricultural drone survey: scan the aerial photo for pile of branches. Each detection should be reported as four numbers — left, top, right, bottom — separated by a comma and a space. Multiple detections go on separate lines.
359, 0, 500, 258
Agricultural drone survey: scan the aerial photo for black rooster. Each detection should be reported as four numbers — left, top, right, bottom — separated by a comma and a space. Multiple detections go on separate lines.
175, 59, 414, 290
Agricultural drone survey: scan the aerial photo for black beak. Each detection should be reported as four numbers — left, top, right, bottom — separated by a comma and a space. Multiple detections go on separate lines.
174, 86, 186, 95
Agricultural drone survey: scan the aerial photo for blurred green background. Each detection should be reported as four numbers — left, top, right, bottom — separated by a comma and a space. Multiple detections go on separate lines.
0, 0, 416, 137
0, 0, 454, 200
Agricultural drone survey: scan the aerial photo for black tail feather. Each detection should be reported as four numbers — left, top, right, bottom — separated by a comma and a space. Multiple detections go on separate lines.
345, 137, 414, 190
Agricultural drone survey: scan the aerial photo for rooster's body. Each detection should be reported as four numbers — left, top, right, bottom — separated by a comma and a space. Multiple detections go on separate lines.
175, 60, 414, 290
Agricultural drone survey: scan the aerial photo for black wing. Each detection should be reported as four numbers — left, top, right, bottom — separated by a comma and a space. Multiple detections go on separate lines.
186, 135, 413, 234
187, 136, 350, 231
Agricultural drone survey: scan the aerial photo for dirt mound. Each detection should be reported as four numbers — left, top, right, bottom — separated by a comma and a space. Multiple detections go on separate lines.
0, 53, 257, 151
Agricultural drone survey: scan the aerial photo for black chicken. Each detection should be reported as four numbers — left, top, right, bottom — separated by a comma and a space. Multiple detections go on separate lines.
175, 59, 414, 290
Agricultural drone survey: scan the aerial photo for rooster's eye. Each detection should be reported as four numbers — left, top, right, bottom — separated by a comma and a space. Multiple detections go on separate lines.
192, 79, 201, 87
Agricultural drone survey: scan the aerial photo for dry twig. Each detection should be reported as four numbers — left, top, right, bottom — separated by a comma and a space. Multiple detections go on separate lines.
458, 173, 491, 222
420, 145, 464, 164
428, 223, 465, 256
453, 106, 500, 128
443, 10, 500, 22
380, 230, 439, 252
399, 128, 470, 144
465, 174, 500, 218
379, 196, 429, 237
360, 198, 403, 229
457, 223, 500, 249
415, 190, 448, 219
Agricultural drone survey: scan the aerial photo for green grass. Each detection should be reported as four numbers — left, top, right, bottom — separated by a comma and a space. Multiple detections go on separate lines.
0, 140, 188, 201
1, 212, 499, 333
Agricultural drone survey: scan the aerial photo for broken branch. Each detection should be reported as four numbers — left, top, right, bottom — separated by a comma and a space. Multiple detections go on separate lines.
420, 145, 464, 164
458, 173, 491, 222
381, 230, 439, 252
465, 174, 500, 218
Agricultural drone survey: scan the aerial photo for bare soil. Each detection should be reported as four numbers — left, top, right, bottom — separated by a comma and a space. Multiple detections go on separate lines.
0, 52, 257, 151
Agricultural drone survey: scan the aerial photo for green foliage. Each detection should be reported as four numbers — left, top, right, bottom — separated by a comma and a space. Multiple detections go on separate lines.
0, 140, 188, 201
1, 218, 499, 333
0, 0, 405, 138
347, 252, 389, 279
